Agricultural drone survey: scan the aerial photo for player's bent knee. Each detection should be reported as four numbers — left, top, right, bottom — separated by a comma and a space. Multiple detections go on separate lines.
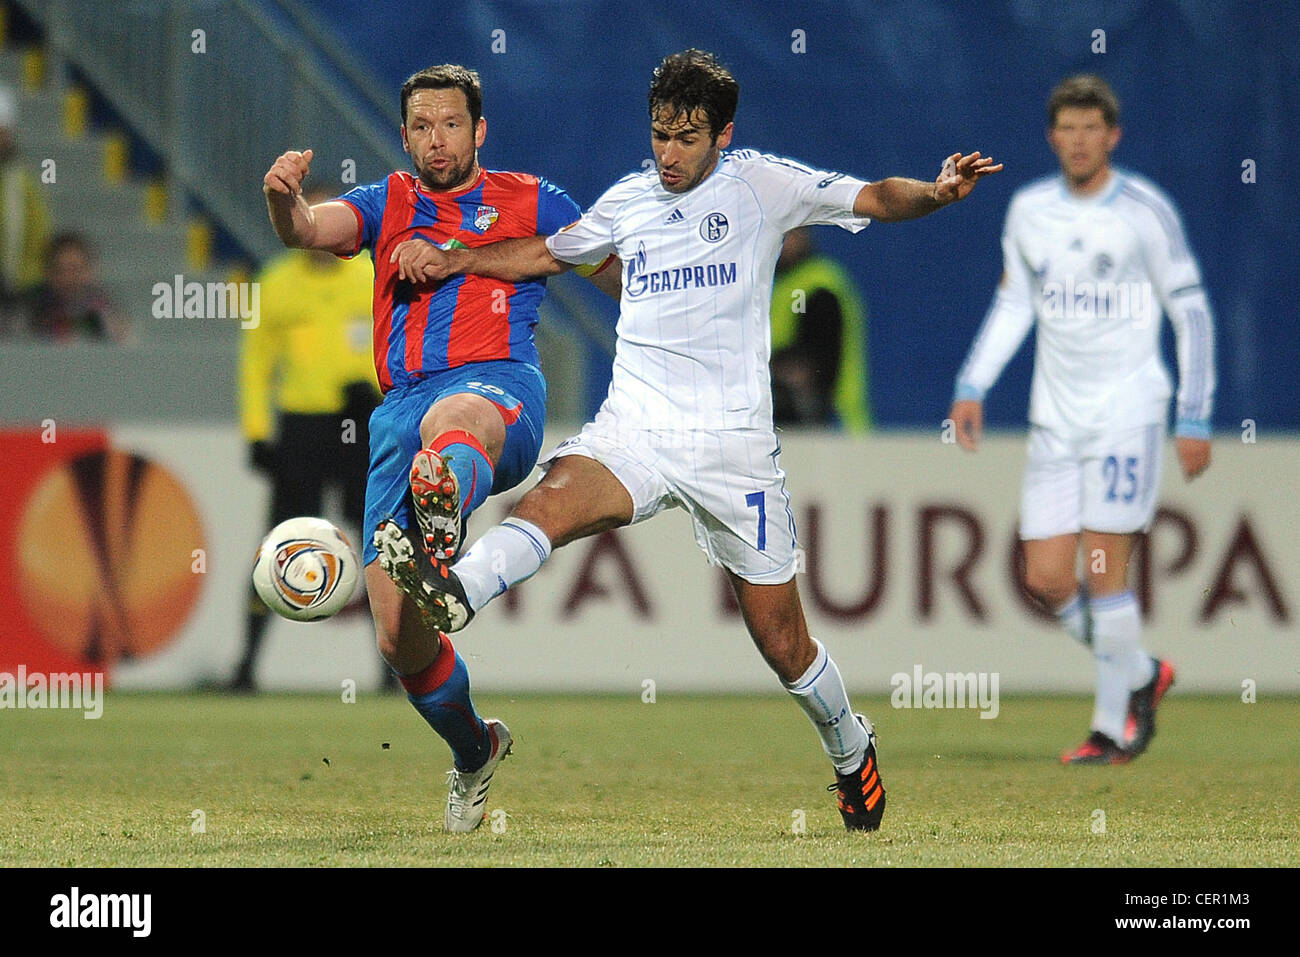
511, 463, 632, 548
419, 393, 506, 456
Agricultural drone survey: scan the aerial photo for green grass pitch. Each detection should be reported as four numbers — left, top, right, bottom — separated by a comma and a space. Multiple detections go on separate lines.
1, 692, 1295, 867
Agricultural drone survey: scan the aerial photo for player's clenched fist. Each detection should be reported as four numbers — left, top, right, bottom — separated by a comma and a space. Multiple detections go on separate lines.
389, 238, 455, 283
264, 148, 315, 197
949, 399, 983, 452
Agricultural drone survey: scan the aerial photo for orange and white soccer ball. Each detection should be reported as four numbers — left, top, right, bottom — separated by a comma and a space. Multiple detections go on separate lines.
251, 517, 360, 621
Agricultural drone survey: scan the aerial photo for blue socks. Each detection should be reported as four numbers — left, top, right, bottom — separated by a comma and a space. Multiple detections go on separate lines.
398, 634, 490, 772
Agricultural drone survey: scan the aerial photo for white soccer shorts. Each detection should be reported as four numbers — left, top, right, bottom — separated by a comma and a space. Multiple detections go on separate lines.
1019, 422, 1166, 540
539, 410, 799, 584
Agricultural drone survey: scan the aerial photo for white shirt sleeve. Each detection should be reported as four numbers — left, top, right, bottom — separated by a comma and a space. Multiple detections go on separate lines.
955, 198, 1037, 400
545, 176, 632, 266
743, 153, 872, 233
1137, 191, 1216, 436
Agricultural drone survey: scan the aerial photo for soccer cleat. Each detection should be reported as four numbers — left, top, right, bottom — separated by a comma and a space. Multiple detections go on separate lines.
444, 718, 512, 832
1060, 730, 1131, 765
827, 715, 886, 832
373, 519, 475, 633
1125, 658, 1175, 754
410, 448, 463, 562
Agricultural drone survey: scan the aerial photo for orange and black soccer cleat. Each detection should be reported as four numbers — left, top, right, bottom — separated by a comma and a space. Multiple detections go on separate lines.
1060, 730, 1131, 765
828, 717, 886, 831
410, 448, 464, 562
1125, 658, 1175, 755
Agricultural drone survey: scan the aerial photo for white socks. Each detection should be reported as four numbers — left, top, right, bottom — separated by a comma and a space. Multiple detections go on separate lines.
452, 517, 553, 612
1088, 590, 1156, 742
782, 638, 869, 774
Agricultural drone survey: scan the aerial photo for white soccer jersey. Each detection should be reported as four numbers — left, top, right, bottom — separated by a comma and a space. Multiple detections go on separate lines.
955, 169, 1215, 438
547, 150, 870, 430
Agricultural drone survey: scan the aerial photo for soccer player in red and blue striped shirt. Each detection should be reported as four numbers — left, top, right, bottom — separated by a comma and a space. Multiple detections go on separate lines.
263, 64, 617, 831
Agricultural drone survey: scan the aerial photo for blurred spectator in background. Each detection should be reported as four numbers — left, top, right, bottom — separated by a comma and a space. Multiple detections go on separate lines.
232, 186, 383, 692
769, 227, 871, 432
8, 232, 130, 342
0, 84, 51, 314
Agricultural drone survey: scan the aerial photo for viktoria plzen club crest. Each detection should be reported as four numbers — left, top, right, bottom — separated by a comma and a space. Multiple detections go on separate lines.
474, 205, 499, 232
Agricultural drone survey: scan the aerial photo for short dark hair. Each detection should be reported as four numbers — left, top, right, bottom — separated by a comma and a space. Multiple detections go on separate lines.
1048, 74, 1120, 127
401, 64, 482, 127
648, 49, 738, 141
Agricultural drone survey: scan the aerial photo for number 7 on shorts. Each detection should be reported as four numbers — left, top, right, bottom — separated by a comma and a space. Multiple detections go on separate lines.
746, 491, 767, 552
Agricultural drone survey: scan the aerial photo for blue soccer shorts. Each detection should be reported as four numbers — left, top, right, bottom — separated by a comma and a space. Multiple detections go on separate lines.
362, 359, 546, 564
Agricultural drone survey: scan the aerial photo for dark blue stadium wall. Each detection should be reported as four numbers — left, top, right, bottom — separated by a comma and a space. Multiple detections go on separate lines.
301, 0, 1299, 431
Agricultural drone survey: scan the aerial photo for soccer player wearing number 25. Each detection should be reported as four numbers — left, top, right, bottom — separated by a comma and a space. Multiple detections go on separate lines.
949, 75, 1215, 764
388, 50, 1001, 831
264, 65, 619, 832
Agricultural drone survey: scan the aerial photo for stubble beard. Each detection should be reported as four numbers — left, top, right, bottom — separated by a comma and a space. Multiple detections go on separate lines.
660, 147, 719, 194
417, 153, 477, 192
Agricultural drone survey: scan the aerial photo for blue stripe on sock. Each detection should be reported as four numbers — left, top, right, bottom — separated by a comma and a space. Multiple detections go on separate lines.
1090, 590, 1137, 611
786, 655, 828, 693
503, 520, 549, 563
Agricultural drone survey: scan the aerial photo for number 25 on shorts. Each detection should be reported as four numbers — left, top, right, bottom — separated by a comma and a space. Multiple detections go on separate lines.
1102, 455, 1139, 503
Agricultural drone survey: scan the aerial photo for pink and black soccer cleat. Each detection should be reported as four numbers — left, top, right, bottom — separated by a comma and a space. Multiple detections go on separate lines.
1060, 730, 1131, 765
1125, 658, 1175, 755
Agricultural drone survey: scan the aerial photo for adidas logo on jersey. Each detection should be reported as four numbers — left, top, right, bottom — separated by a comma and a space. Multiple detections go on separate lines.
664, 208, 685, 224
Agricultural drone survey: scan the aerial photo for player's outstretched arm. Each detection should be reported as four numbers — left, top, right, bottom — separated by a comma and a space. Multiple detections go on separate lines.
855, 152, 1003, 222
262, 149, 359, 254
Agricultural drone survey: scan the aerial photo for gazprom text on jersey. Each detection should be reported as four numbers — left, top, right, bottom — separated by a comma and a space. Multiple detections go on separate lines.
626, 261, 737, 298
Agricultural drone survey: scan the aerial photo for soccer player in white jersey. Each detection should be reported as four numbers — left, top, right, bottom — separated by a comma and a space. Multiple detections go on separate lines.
380, 49, 1001, 829
949, 75, 1214, 764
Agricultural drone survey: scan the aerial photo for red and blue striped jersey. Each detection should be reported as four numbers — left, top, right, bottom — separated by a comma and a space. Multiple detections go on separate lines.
337, 169, 580, 392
